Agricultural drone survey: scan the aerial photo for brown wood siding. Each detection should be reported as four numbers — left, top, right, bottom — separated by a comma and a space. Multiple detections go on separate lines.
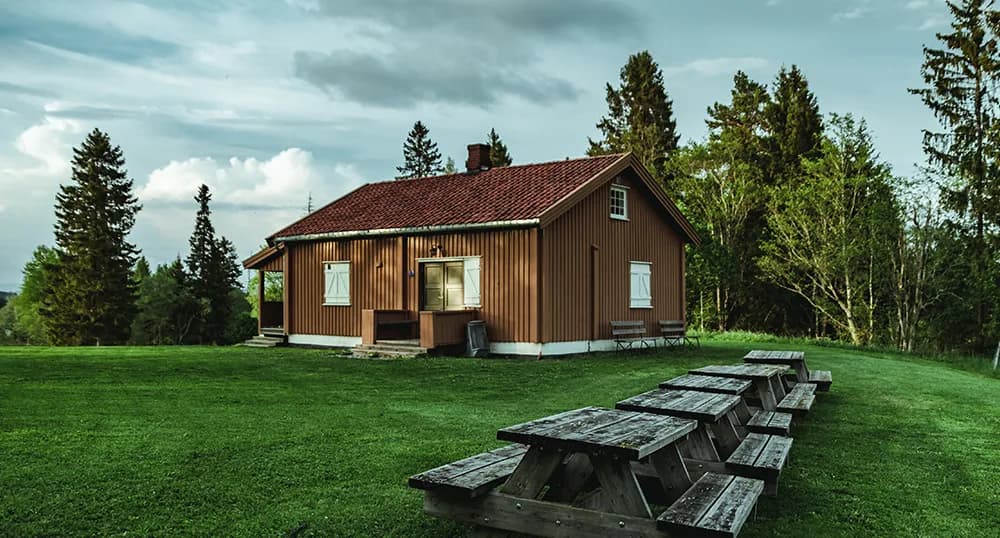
406, 229, 537, 343
541, 171, 686, 342
285, 228, 539, 342
285, 238, 401, 336
259, 256, 284, 272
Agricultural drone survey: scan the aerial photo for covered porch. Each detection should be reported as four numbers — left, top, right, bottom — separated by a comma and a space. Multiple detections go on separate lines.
243, 243, 286, 338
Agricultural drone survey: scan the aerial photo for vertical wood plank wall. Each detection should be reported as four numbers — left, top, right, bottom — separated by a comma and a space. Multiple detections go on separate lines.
541, 170, 686, 342
406, 229, 538, 343
284, 229, 538, 342
286, 238, 402, 337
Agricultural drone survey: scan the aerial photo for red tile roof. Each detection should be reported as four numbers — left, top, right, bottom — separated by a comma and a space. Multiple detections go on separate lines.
271, 153, 627, 240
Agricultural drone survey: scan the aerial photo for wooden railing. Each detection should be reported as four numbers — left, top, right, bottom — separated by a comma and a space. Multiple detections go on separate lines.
419, 310, 478, 350
362, 309, 417, 345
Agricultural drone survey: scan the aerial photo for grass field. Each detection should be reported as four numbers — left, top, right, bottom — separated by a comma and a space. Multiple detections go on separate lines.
1, 341, 998, 537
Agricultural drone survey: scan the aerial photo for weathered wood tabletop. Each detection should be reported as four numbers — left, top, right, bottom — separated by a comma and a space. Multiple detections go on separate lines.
497, 406, 696, 460
660, 373, 753, 395
616, 389, 745, 458
689, 364, 789, 411
743, 350, 810, 382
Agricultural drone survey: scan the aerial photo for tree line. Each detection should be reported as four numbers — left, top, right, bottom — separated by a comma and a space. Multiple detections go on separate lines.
0, 130, 252, 345
586, 0, 1000, 354
3, 0, 996, 354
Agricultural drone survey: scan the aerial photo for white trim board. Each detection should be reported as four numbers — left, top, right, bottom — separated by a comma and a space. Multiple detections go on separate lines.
490, 339, 622, 356
288, 334, 361, 348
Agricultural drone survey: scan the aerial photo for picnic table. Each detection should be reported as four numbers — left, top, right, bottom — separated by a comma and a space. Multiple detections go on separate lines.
417, 406, 736, 536
689, 364, 788, 411
616, 389, 744, 458
743, 350, 807, 382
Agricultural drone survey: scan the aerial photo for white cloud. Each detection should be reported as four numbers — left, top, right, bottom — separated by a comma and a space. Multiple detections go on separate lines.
12, 115, 83, 176
191, 40, 259, 68
138, 148, 360, 208
905, 0, 930, 10
917, 16, 947, 30
833, 6, 872, 22
665, 57, 771, 78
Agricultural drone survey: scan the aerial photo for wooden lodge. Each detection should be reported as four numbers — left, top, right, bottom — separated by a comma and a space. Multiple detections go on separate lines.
243, 144, 700, 355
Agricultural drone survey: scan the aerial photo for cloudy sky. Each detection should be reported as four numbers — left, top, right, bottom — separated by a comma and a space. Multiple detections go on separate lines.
0, 0, 949, 291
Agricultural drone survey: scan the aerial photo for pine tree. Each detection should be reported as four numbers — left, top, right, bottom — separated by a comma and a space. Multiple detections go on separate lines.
43, 129, 141, 345
766, 65, 823, 182
443, 157, 457, 174
396, 121, 443, 179
909, 0, 1000, 349
186, 184, 215, 309
587, 51, 679, 177
204, 236, 242, 343
487, 128, 512, 166
185, 184, 243, 344
133, 256, 151, 284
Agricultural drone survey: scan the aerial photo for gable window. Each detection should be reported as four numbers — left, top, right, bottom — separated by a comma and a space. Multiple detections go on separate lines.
630, 261, 652, 308
323, 261, 350, 306
610, 185, 628, 220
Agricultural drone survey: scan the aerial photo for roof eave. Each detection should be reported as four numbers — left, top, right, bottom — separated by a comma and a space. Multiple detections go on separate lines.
273, 219, 541, 243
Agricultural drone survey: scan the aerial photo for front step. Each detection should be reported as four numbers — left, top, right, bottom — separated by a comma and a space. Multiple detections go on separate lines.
354, 343, 427, 358
240, 334, 287, 348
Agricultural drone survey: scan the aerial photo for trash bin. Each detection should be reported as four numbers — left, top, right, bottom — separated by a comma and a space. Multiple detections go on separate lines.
466, 320, 489, 357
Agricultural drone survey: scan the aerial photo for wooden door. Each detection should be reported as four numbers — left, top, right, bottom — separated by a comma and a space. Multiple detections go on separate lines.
423, 263, 444, 311
444, 262, 464, 310
421, 261, 465, 311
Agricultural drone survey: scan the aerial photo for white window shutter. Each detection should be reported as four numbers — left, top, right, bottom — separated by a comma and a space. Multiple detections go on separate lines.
630, 262, 651, 308
324, 262, 350, 305
463, 257, 481, 307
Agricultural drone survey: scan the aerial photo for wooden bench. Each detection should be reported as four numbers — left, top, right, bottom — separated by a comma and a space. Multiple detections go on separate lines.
808, 370, 833, 392
746, 410, 793, 436
660, 319, 699, 347
657, 472, 764, 537
725, 433, 793, 496
408, 444, 527, 498
775, 383, 816, 418
611, 320, 658, 350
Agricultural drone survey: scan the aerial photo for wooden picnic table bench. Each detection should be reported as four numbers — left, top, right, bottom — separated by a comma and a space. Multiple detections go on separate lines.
616, 389, 744, 459
411, 406, 766, 537
743, 350, 833, 391
611, 320, 659, 351
689, 364, 789, 412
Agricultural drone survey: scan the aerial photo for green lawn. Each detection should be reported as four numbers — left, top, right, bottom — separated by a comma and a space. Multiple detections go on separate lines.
1, 342, 997, 537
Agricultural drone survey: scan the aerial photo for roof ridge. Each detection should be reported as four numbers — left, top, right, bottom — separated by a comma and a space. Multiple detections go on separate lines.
369, 152, 630, 185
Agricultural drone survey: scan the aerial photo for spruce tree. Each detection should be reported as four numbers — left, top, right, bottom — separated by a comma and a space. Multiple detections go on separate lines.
185, 184, 243, 344
43, 129, 141, 345
186, 184, 215, 309
587, 50, 679, 177
909, 0, 1000, 348
204, 236, 242, 343
487, 128, 512, 166
443, 157, 458, 174
766, 65, 823, 182
396, 121, 443, 179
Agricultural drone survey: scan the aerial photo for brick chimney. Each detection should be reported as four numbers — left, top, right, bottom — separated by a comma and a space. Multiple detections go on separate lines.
465, 143, 491, 173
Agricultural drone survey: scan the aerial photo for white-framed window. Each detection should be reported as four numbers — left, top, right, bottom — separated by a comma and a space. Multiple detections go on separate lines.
630, 261, 652, 308
323, 261, 350, 306
463, 256, 481, 307
610, 185, 628, 220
